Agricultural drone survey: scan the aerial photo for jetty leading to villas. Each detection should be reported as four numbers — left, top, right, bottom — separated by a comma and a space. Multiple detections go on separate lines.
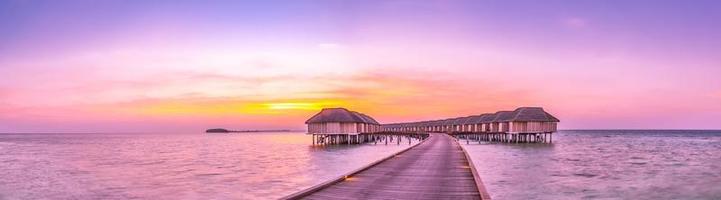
286, 133, 489, 200
289, 107, 559, 200
305, 107, 559, 145
383, 107, 560, 143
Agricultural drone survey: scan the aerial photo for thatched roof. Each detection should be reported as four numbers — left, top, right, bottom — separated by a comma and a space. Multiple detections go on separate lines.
454, 117, 467, 125
381, 123, 396, 128
450, 117, 465, 125
353, 111, 381, 125
466, 114, 487, 124
459, 116, 477, 125
447, 118, 459, 125
504, 107, 560, 122
305, 108, 380, 124
373, 107, 559, 128
442, 118, 457, 126
491, 111, 515, 122
478, 113, 497, 123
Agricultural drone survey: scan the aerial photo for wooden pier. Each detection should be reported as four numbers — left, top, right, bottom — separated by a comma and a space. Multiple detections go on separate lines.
381, 107, 559, 144
298, 106, 560, 199
311, 132, 429, 146
452, 132, 553, 144
284, 133, 491, 200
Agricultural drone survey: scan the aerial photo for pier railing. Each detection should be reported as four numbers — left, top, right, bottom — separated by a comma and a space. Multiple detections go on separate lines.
309, 130, 551, 146
458, 139, 493, 199
450, 131, 554, 143
309, 132, 429, 146
283, 133, 432, 200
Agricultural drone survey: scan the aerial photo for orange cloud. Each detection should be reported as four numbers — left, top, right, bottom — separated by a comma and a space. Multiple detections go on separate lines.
1, 67, 539, 130
123, 98, 348, 116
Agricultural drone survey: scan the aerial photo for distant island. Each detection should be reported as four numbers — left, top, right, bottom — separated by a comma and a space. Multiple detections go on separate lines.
205, 128, 292, 133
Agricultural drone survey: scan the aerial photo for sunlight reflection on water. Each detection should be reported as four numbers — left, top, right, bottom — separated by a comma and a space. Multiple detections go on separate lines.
0, 132, 417, 199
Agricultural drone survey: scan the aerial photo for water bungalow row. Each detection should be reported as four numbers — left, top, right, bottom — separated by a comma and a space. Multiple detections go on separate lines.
305, 107, 559, 144
305, 108, 427, 145
383, 107, 559, 143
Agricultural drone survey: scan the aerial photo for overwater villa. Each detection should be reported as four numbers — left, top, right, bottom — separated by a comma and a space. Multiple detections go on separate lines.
305, 108, 385, 145
503, 107, 560, 133
305, 106, 559, 144
305, 108, 381, 135
295, 106, 559, 199
380, 107, 559, 143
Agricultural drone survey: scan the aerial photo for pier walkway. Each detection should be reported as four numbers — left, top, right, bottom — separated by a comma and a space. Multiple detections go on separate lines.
294, 133, 490, 200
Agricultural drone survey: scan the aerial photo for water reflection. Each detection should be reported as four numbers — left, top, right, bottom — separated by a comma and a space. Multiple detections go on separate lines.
0, 132, 417, 199
463, 130, 721, 200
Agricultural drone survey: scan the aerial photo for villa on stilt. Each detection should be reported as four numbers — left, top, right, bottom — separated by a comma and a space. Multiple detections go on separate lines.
305, 108, 382, 145
378, 107, 559, 143
305, 106, 559, 145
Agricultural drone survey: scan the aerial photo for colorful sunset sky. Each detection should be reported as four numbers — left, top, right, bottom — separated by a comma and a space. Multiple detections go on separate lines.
1, 0, 720, 132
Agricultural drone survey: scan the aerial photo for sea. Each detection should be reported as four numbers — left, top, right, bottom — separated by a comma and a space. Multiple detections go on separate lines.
1, 130, 720, 200
463, 130, 721, 200
0, 132, 419, 199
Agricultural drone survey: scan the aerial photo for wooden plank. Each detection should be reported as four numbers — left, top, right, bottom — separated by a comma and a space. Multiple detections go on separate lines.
281, 134, 430, 200
287, 133, 489, 200
459, 138, 493, 200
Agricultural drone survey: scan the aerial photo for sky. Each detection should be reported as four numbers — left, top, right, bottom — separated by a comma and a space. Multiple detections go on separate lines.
1, 0, 720, 132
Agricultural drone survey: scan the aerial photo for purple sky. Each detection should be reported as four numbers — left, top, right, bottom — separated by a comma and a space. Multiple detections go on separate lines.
1, 0, 720, 132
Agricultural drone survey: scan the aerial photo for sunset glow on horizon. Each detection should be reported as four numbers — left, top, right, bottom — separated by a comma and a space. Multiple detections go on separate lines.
1, 1, 720, 132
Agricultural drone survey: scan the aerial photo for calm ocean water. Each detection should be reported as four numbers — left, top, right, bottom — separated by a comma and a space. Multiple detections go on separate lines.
0, 132, 417, 199
463, 130, 721, 200
1, 130, 720, 200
